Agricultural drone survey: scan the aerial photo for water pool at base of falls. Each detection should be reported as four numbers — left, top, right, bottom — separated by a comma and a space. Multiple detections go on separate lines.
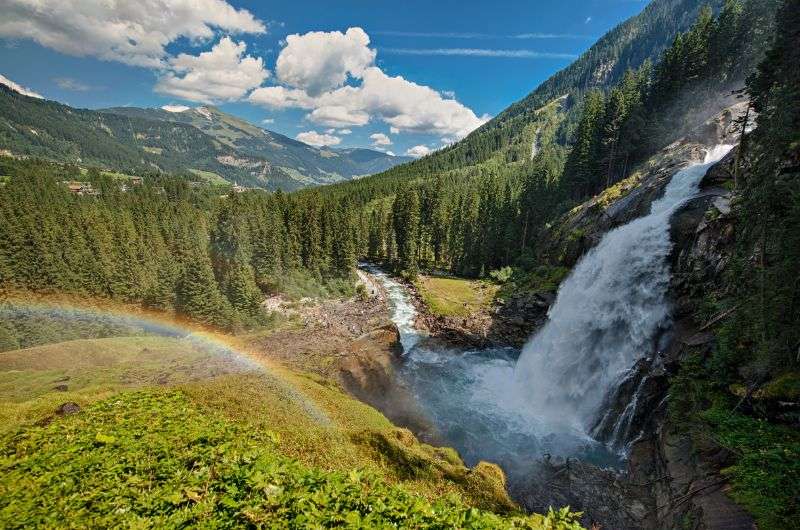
362, 145, 733, 486
363, 266, 625, 483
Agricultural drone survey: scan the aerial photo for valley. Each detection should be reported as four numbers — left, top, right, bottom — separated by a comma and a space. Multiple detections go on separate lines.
1, 0, 798, 528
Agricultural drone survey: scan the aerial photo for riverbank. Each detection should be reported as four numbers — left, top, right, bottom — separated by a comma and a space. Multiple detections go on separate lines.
389, 272, 553, 349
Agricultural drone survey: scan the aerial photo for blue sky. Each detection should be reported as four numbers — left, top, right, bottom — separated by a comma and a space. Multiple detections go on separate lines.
0, 0, 648, 157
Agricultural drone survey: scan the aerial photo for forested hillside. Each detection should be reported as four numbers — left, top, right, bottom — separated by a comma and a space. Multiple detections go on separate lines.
322, 0, 779, 278
0, 0, 782, 337
0, 158, 360, 341
0, 89, 407, 190
102, 105, 411, 185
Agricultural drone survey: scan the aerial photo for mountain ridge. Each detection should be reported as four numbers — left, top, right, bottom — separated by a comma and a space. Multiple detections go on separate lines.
0, 86, 409, 190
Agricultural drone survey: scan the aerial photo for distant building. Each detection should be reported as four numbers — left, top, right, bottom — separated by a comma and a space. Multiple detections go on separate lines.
62, 181, 100, 196
232, 184, 247, 193
130, 176, 143, 185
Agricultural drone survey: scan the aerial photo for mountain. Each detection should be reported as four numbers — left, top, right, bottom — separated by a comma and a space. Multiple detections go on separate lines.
0, 86, 409, 190
359, 0, 726, 178
101, 105, 411, 186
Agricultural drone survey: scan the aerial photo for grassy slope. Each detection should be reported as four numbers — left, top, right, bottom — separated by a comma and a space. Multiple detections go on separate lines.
414, 276, 499, 318
0, 336, 579, 528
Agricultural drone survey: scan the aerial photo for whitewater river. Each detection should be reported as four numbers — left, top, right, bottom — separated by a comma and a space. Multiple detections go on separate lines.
362, 145, 732, 485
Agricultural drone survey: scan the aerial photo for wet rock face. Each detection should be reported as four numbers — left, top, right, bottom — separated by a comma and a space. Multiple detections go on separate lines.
512, 458, 649, 530
591, 355, 670, 451
338, 324, 436, 438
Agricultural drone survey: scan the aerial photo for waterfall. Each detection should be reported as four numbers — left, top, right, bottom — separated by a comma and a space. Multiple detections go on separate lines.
513, 145, 732, 437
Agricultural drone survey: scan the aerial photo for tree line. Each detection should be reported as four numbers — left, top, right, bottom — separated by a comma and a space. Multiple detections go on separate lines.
0, 0, 786, 334
350, 0, 778, 278
0, 161, 357, 331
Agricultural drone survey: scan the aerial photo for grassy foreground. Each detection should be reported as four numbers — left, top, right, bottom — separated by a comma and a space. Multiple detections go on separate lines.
0, 336, 581, 528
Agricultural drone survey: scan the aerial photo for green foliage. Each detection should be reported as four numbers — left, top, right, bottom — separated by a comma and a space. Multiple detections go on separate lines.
0, 390, 579, 529
0, 158, 360, 331
489, 266, 513, 284
498, 266, 570, 300
702, 407, 800, 530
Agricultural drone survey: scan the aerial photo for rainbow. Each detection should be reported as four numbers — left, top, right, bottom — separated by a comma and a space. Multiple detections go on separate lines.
0, 296, 331, 424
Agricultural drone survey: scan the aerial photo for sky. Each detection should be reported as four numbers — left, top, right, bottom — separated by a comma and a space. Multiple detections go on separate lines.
0, 0, 649, 157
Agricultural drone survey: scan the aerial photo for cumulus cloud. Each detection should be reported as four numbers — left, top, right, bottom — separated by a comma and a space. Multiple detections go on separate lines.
0, 0, 265, 68
370, 133, 392, 146
276, 27, 375, 96
406, 145, 432, 158
385, 151, 396, 156
155, 37, 268, 103
308, 104, 370, 127
296, 130, 341, 147
249, 27, 488, 140
249, 85, 314, 109
262, 118, 275, 124
162, 104, 190, 112
0, 74, 43, 98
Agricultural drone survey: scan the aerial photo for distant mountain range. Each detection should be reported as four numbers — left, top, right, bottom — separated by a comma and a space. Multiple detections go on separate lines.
0, 85, 410, 190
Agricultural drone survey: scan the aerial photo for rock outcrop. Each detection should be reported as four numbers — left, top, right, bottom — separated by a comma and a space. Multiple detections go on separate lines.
515, 104, 755, 529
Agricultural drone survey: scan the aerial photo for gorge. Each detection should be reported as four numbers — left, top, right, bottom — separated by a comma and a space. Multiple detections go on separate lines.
362, 141, 746, 528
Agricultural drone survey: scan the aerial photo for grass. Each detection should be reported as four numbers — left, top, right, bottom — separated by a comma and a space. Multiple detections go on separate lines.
0, 336, 251, 431
0, 334, 583, 526
414, 275, 498, 317
189, 168, 230, 185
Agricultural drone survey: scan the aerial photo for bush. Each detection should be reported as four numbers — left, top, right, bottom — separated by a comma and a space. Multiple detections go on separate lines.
0, 390, 581, 529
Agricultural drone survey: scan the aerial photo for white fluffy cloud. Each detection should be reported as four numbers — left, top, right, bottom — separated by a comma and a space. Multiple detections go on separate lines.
370, 133, 392, 146
249, 27, 488, 139
296, 130, 341, 147
0, 74, 43, 98
249, 85, 315, 109
0, 0, 265, 68
406, 145, 433, 158
162, 104, 190, 112
308, 105, 370, 127
276, 27, 375, 96
155, 37, 268, 103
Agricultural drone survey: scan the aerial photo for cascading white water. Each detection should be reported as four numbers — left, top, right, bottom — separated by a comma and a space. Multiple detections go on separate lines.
513, 145, 733, 433
361, 145, 731, 486
360, 264, 424, 352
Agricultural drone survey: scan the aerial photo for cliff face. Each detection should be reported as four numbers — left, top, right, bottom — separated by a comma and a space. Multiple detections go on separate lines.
621, 147, 756, 530
523, 104, 756, 529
